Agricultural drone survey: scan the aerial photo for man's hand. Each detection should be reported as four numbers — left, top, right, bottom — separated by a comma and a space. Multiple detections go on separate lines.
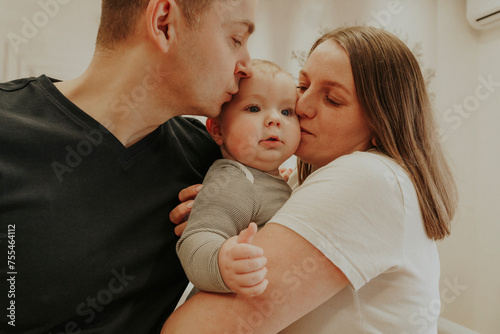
218, 223, 268, 297
169, 184, 202, 236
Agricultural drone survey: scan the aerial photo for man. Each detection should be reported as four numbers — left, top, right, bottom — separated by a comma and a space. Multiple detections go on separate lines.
0, 0, 256, 332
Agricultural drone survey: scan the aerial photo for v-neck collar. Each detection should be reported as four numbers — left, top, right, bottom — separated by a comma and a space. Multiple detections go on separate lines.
38, 74, 162, 163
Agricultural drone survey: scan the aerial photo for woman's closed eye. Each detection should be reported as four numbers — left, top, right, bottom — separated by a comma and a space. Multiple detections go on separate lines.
325, 96, 342, 107
296, 85, 308, 94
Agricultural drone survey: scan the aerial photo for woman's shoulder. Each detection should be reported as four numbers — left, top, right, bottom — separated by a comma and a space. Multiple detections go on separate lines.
333, 149, 400, 169
307, 150, 410, 198
316, 150, 404, 178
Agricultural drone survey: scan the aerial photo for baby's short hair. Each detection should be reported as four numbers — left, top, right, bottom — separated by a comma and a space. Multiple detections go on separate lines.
251, 59, 294, 80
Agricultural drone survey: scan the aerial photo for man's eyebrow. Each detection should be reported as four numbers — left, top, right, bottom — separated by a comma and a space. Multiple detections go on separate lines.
226, 20, 255, 34
242, 20, 255, 34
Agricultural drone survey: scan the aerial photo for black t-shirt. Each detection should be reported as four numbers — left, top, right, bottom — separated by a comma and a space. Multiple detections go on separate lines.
0, 75, 221, 333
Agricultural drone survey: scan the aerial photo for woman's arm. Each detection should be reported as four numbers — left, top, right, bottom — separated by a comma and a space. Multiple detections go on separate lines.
162, 222, 349, 333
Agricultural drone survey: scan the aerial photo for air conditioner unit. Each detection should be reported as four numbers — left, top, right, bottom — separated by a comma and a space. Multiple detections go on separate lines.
466, 0, 500, 30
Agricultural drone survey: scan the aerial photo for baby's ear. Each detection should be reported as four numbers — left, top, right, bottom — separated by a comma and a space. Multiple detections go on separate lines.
206, 118, 224, 145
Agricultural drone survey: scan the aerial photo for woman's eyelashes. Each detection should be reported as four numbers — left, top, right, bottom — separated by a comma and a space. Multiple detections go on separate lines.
296, 85, 308, 94
297, 81, 344, 107
325, 96, 342, 107
297, 85, 342, 107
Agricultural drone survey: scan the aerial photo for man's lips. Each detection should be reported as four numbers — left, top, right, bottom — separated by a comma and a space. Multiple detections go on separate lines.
226, 87, 239, 101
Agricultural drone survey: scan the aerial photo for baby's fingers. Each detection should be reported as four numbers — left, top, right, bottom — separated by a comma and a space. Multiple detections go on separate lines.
235, 266, 267, 287
232, 256, 267, 274
231, 243, 264, 260
236, 277, 269, 297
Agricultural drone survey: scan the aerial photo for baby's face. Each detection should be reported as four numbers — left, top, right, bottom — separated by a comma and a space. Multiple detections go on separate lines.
217, 71, 301, 175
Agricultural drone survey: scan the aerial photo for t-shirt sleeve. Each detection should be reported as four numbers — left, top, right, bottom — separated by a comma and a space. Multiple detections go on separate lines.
270, 152, 405, 291
176, 160, 260, 293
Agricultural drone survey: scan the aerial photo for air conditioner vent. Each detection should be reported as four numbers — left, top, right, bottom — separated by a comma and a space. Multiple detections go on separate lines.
467, 0, 500, 30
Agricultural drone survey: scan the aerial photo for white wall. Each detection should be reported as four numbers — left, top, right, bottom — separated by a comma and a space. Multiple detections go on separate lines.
474, 23, 500, 333
436, 1, 500, 333
248, 0, 437, 81
474, 26, 500, 332
0, 0, 100, 81
1, 0, 500, 333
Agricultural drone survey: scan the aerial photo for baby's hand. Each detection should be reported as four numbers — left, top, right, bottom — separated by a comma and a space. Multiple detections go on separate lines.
218, 223, 268, 297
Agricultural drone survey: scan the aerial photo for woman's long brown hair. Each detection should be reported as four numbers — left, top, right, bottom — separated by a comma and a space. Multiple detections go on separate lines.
298, 26, 458, 240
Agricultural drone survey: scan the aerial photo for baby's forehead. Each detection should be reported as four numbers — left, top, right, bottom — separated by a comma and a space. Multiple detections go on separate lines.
252, 65, 294, 80
231, 79, 296, 111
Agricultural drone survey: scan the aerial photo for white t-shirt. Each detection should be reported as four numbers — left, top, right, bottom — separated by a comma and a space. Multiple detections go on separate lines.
271, 151, 440, 334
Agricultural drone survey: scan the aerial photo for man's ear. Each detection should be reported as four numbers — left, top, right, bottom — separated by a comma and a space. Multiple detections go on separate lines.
145, 0, 182, 53
206, 118, 224, 145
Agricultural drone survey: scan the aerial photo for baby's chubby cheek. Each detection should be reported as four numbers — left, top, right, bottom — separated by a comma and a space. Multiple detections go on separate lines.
227, 135, 259, 160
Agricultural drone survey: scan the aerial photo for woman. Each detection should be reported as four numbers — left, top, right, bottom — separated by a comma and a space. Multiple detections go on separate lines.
163, 26, 458, 333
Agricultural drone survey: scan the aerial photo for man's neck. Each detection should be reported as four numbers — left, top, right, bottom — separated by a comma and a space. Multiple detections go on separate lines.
54, 47, 175, 147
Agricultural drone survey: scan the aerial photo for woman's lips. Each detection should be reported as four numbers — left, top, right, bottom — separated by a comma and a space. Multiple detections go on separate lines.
300, 127, 312, 135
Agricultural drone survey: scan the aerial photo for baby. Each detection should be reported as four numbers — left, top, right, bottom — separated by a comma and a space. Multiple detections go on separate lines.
176, 59, 300, 297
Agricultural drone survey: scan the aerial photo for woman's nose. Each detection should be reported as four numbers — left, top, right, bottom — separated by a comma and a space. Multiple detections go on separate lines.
296, 91, 316, 118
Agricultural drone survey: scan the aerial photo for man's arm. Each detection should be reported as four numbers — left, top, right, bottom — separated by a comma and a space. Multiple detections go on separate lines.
162, 222, 349, 333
